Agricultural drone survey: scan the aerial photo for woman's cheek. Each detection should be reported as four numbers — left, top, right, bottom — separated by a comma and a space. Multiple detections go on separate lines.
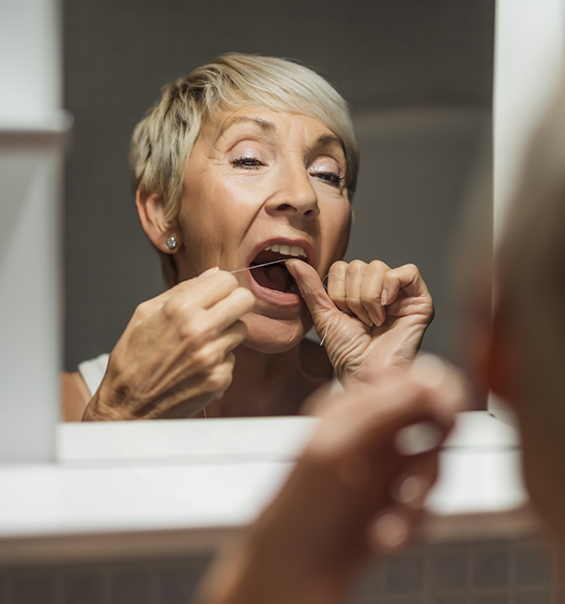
220, 176, 270, 214
325, 205, 351, 262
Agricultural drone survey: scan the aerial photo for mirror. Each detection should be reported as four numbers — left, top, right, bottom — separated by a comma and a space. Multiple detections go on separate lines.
62, 1, 494, 420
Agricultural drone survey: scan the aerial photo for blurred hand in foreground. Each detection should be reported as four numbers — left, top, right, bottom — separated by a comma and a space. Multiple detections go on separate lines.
194, 356, 467, 604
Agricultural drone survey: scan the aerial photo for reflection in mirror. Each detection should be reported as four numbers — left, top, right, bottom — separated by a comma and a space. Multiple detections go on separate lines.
62, 2, 494, 421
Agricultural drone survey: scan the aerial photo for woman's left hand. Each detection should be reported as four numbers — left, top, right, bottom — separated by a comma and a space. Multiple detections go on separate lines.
286, 259, 434, 386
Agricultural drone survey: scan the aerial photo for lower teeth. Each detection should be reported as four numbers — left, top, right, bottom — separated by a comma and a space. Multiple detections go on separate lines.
271, 282, 298, 294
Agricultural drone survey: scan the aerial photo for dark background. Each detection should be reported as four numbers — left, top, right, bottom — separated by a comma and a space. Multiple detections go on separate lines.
64, 0, 494, 371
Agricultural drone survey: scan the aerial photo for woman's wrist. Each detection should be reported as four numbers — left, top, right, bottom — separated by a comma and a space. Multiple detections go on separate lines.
82, 394, 111, 421
81, 384, 126, 421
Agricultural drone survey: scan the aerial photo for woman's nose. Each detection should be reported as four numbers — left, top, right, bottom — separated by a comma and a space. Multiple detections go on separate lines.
265, 167, 320, 220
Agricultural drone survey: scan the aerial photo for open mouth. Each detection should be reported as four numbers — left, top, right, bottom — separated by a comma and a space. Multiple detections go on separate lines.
249, 244, 308, 295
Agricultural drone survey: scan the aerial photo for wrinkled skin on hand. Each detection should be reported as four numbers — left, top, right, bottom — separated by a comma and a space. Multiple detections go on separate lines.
82, 268, 255, 421
286, 259, 434, 387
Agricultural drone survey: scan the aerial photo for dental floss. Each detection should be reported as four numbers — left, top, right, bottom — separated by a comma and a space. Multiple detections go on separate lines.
319, 318, 334, 347
322, 272, 344, 285
229, 259, 287, 274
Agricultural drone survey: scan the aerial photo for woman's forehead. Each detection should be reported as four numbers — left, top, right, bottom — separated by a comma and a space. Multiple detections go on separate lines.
204, 106, 342, 146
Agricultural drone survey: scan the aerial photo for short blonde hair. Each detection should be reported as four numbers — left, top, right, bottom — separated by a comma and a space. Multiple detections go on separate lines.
130, 53, 359, 286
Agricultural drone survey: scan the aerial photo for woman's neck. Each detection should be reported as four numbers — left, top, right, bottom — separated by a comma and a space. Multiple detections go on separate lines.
203, 340, 332, 417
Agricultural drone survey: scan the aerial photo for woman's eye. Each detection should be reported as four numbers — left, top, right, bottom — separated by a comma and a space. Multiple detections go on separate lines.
312, 171, 344, 188
231, 157, 264, 170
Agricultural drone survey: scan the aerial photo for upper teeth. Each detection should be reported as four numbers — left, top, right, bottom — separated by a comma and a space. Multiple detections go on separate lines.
264, 244, 307, 258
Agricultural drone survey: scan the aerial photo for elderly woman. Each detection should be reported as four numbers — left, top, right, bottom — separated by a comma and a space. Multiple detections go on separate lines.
63, 53, 433, 421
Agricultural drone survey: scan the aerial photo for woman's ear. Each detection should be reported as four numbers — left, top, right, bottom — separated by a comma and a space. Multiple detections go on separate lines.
135, 189, 182, 254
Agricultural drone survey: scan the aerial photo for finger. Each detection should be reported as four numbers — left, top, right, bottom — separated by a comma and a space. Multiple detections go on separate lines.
140, 267, 222, 312
369, 450, 440, 553
313, 362, 462, 456
190, 270, 245, 310
299, 381, 342, 416
367, 504, 420, 554
360, 261, 389, 326
389, 473, 429, 510
180, 351, 237, 400
411, 354, 468, 423
130, 289, 177, 322
389, 454, 440, 509
381, 264, 429, 308
167, 270, 242, 314
196, 324, 248, 365
326, 261, 349, 313
206, 357, 236, 400
206, 287, 255, 333
198, 266, 221, 280
286, 259, 339, 328
343, 261, 373, 327
218, 321, 248, 354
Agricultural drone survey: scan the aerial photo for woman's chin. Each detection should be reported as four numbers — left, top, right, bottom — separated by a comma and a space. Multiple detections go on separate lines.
242, 314, 311, 354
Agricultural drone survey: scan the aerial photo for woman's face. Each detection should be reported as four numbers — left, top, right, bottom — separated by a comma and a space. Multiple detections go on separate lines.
175, 107, 352, 353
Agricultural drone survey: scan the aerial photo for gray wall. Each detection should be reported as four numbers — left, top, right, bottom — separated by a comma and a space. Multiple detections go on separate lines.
63, 0, 494, 370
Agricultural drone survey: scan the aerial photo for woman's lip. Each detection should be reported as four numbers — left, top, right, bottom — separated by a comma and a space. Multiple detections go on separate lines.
246, 237, 316, 268
246, 265, 302, 307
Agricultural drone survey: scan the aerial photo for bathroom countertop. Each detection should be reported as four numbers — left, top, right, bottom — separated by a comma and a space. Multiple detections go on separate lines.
0, 412, 536, 564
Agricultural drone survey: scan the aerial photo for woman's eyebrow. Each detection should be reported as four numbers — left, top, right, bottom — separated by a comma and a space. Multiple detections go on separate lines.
308, 134, 346, 161
215, 116, 275, 143
316, 134, 341, 147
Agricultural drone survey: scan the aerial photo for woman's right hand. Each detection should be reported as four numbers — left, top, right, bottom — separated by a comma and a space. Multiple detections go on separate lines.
82, 268, 255, 421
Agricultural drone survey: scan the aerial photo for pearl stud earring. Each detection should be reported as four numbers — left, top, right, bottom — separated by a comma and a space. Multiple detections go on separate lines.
166, 236, 177, 251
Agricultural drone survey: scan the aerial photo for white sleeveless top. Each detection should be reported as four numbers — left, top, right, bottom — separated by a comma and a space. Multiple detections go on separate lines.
78, 353, 110, 396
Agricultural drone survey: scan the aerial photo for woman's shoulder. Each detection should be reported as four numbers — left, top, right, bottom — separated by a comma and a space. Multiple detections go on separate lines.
61, 352, 110, 422
61, 371, 91, 421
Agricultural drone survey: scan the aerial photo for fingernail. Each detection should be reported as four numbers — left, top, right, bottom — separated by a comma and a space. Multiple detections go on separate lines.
199, 267, 219, 279
389, 474, 427, 508
285, 259, 298, 278
369, 511, 408, 552
381, 289, 388, 306
394, 421, 443, 456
